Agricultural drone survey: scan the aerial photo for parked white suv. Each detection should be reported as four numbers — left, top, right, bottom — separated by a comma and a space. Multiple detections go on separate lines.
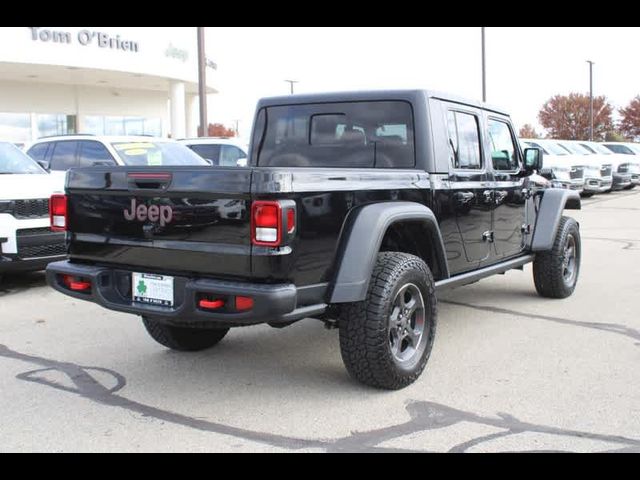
576, 140, 633, 191
25, 135, 209, 177
178, 138, 249, 167
520, 138, 585, 193
601, 142, 640, 188
0, 142, 66, 280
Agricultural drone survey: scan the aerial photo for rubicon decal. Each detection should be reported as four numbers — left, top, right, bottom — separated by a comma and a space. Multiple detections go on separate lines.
124, 199, 173, 226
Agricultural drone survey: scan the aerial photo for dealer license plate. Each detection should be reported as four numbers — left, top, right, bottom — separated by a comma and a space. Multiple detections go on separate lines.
132, 273, 174, 307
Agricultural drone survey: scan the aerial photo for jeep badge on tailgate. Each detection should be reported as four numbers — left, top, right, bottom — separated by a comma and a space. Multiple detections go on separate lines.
124, 199, 173, 227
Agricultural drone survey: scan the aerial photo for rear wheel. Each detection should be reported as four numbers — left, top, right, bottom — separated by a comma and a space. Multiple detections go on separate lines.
338, 252, 437, 390
533, 217, 581, 299
142, 317, 229, 352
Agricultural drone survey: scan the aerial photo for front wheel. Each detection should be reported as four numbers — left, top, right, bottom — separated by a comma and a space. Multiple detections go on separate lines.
142, 317, 229, 352
533, 216, 581, 299
338, 252, 437, 390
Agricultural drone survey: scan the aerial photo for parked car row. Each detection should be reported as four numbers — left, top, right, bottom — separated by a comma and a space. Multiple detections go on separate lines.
520, 138, 640, 197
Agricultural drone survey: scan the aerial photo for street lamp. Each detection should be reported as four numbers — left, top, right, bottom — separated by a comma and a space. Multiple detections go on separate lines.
481, 27, 486, 103
587, 60, 595, 141
285, 80, 299, 95
197, 27, 208, 137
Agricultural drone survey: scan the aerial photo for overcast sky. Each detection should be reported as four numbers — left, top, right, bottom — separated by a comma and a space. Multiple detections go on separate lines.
204, 27, 640, 138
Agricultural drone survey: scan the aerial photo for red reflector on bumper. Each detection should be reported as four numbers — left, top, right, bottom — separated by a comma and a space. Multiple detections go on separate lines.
236, 296, 254, 311
61, 275, 91, 292
199, 299, 225, 310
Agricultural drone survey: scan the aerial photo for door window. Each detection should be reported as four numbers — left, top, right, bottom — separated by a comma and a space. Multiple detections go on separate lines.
78, 141, 116, 167
189, 144, 221, 164
219, 145, 246, 167
447, 111, 482, 170
49, 141, 78, 171
27, 143, 50, 163
488, 120, 519, 171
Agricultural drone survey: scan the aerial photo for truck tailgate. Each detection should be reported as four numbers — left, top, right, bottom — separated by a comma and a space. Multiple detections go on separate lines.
66, 167, 252, 278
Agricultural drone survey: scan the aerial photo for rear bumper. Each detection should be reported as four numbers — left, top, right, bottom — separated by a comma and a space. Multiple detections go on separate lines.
46, 261, 327, 327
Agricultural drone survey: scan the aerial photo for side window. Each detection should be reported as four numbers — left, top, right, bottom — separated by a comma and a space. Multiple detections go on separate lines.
78, 141, 116, 167
27, 143, 50, 163
189, 145, 221, 164
49, 141, 78, 171
488, 119, 519, 171
219, 145, 245, 167
447, 111, 482, 170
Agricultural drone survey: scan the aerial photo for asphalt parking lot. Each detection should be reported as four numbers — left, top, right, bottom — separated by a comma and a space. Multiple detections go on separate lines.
1, 190, 639, 453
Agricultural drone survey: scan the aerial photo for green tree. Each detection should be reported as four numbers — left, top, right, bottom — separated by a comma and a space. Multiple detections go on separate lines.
538, 93, 613, 141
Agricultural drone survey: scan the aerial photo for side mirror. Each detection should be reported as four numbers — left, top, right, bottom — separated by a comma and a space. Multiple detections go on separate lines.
37, 160, 49, 171
524, 148, 544, 173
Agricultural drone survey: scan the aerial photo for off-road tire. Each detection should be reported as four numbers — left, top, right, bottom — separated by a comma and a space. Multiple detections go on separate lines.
339, 252, 437, 390
142, 317, 229, 352
533, 216, 581, 299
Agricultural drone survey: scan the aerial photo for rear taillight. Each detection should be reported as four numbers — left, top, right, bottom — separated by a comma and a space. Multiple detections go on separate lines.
251, 200, 296, 247
50, 195, 68, 232
252, 201, 281, 246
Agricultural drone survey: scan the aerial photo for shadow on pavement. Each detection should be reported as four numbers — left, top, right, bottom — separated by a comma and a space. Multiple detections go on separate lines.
0, 271, 47, 297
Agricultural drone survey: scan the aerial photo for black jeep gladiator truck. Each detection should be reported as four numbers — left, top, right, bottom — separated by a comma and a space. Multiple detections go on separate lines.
46, 90, 582, 390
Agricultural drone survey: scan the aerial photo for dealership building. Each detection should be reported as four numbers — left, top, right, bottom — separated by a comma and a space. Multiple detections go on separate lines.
0, 27, 217, 143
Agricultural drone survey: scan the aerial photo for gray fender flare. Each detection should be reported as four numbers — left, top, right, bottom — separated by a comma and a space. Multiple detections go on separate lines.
328, 202, 449, 304
531, 189, 581, 252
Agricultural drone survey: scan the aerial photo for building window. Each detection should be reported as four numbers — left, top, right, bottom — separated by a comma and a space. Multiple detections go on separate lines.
0, 112, 31, 143
84, 116, 163, 137
37, 114, 76, 138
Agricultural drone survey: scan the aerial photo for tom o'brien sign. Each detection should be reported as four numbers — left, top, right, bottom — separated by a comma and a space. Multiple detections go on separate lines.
29, 27, 140, 53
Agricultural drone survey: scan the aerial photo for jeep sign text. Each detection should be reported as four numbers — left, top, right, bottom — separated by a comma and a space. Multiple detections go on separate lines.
124, 199, 173, 227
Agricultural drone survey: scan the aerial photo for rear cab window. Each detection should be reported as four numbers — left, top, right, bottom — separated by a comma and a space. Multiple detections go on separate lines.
255, 101, 415, 168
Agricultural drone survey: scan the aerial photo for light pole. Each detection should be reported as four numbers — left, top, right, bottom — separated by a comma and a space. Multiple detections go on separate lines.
197, 27, 208, 137
285, 80, 299, 95
481, 27, 486, 103
587, 60, 595, 141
